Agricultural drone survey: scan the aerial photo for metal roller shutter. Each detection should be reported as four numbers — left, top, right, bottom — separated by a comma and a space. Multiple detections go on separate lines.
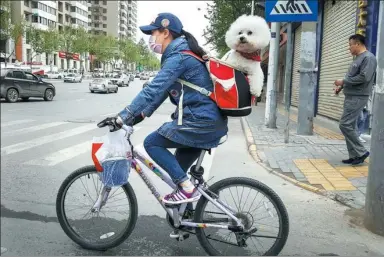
291, 25, 302, 107
317, 1, 357, 120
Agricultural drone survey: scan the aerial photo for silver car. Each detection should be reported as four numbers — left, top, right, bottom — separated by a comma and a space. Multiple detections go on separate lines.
89, 78, 118, 93
64, 73, 82, 83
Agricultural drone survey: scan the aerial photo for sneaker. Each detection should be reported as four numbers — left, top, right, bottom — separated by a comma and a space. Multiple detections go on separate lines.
359, 136, 366, 143
342, 158, 355, 164
163, 188, 201, 205
351, 152, 370, 165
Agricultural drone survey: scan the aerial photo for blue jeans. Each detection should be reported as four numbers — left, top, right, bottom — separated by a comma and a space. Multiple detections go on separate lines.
357, 109, 368, 136
144, 131, 202, 185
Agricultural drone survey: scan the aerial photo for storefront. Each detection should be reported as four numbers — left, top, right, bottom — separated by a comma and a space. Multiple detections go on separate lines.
290, 25, 302, 107
316, 0, 379, 120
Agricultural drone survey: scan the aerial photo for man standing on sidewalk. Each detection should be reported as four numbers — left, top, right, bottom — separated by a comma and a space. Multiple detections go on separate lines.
334, 34, 377, 165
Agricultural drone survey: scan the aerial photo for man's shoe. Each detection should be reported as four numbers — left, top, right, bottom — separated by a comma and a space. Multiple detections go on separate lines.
342, 158, 355, 164
351, 152, 370, 165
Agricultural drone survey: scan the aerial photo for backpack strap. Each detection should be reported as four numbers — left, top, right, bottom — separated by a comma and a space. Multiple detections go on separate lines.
181, 50, 205, 62
177, 79, 211, 96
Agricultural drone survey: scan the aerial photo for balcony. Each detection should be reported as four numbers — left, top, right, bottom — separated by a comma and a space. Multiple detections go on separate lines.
120, 22, 127, 30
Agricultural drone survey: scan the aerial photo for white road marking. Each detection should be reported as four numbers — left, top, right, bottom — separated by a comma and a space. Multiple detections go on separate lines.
24, 140, 92, 166
23, 127, 141, 166
76, 98, 85, 102
101, 112, 117, 117
2, 122, 68, 136
1, 124, 97, 155
1, 119, 35, 127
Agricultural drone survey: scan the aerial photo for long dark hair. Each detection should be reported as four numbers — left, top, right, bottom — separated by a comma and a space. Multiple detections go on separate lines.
159, 28, 207, 59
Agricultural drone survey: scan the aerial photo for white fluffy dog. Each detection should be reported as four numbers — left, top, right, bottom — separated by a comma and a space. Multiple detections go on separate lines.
222, 15, 271, 97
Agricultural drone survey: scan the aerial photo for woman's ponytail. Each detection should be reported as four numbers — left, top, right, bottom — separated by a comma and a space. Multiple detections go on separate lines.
181, 29, 207, 59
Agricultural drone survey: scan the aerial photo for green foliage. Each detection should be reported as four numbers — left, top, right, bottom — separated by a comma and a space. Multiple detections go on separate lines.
0, 0, 25, 58
204, 0, 265, 57
25, 26, 45, 59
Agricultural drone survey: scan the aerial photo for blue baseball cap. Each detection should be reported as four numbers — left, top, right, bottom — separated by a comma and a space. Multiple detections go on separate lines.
140, 12, 183, 35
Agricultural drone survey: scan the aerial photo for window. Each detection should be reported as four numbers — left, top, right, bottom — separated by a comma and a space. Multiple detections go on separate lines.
6, 72, 13, 78
103, 24, 106, 28
94, 0, 99, 4
24, 0, 29, 7
31, 1, 38, 8
103, 1, 107, 5
13, 71, 25, 79
71, 6, 75, 12
103, 16, 107, 20
103, 8, 106, 13
32, 15, 38, 23
25, 72, 38, 81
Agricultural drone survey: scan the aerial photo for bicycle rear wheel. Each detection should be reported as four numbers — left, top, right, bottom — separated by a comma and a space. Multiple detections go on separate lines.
56, 165, 138, 250
194, 177, 289, 256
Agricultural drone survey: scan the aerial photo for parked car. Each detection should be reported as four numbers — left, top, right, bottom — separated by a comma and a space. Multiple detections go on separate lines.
89, 78, 118, 93
64, 73, 82, 83
0, 69, 56, 103
135, 73, 140, 78
44, 71, 63, 79
128, 74, 135, 81
109, 74, 129, 87
140, 73, 149, 80
142, 77, 153, 89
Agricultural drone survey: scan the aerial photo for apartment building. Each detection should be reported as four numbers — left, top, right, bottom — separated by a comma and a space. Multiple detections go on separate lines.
11, 0, 91, 70
88, 0, 137, 41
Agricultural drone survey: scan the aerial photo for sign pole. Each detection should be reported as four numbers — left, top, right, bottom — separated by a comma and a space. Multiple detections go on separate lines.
283, 22, 294, 143
364, 0, 384, 236
265, 22, 281, 128
297, 21, 317, 135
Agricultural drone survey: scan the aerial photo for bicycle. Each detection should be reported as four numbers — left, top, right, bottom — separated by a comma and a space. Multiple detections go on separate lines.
56, 123, 289, 256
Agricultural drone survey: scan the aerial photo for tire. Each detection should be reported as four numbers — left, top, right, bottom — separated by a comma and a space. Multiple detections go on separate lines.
6, 88, 19, 103
44, 89, 54, 101
106, 88, 109, 94
194, 177, 289, 256
115, 87, 118, 93
90, 90, 94, 93
56, 165, 138, 251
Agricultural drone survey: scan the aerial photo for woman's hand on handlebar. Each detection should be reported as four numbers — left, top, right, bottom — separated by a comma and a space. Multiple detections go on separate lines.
97, 116, 123, 132
97, 113, 145, 132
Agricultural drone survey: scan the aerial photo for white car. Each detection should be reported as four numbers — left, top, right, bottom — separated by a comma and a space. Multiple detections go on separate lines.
45, 71, 63, 79
64, 73, 82, 83
110, 74, 129, 87
89, 78, 118, 93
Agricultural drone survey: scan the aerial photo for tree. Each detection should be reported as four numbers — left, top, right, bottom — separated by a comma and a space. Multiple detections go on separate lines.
42, 26, 60, 71
203, 0, 265, 57
137, 37, 151, 69
25, 25, 45, 69
73, 27, 91, 71
120, 39, 140, 70
0, 0, 25, 66
91, 35, 116, 72
58, 25, 78, 69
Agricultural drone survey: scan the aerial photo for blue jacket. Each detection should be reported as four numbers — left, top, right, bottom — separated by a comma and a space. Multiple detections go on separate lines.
118, 37, 228, 149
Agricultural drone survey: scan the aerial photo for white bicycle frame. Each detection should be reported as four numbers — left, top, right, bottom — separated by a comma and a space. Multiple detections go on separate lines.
94, 125, 244, 231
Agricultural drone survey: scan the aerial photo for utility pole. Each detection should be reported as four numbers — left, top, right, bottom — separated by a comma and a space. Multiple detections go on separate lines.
251, 0, 255, 15
283, 23, 294, 143
364, 0, 384, 236
296, 22, 317, 135
265, 22, 280, 128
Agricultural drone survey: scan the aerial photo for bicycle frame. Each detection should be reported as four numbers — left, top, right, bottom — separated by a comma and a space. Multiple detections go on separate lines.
130, 147, 244, 230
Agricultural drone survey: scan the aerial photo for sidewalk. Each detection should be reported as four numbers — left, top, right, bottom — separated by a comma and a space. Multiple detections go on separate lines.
244, 103, 371, 209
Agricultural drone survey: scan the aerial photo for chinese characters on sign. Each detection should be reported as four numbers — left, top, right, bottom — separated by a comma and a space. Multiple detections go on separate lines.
356, 0, 368, 36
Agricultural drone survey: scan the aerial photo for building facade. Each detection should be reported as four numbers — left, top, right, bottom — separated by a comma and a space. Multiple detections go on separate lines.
263, 0, 380, 122
11, 0, 91, 70
88, 0, 137, 41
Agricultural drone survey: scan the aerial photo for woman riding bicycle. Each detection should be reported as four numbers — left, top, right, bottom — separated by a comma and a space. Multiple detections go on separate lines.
99, 12, 228, 205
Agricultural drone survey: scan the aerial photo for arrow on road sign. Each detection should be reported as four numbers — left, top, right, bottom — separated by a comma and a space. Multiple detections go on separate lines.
271, 0, 313, 15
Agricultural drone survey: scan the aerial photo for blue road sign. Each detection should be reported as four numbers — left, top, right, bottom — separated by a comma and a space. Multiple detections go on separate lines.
265, 0, 318, 22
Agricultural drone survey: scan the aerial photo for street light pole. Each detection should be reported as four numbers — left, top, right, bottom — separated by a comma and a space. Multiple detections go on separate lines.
251, 0, 255, 15
364, 0, 384, 236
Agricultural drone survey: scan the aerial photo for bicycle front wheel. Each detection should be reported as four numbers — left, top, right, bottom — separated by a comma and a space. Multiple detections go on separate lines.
194, 177, 289, 256
56, 165, 138, 251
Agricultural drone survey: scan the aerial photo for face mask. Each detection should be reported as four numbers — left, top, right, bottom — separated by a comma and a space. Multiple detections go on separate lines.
149, 35, 162, 54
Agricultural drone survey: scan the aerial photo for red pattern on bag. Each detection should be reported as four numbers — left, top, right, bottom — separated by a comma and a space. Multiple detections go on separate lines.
92, 143, 103, 172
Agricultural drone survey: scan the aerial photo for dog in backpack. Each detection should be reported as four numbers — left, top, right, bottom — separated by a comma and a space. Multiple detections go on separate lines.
222, 14, 271, 97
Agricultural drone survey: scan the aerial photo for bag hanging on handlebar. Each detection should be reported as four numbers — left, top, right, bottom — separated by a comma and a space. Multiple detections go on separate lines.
91, 129, 132, 187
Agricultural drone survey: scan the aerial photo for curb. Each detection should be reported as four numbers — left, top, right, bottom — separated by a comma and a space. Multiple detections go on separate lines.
240, 117, 327, 196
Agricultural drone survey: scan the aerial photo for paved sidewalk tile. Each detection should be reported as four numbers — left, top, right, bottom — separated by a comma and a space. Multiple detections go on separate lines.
246, 104, 371, 209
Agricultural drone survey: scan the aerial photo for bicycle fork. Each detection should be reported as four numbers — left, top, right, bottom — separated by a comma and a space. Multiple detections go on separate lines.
91, 186, 111, 212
